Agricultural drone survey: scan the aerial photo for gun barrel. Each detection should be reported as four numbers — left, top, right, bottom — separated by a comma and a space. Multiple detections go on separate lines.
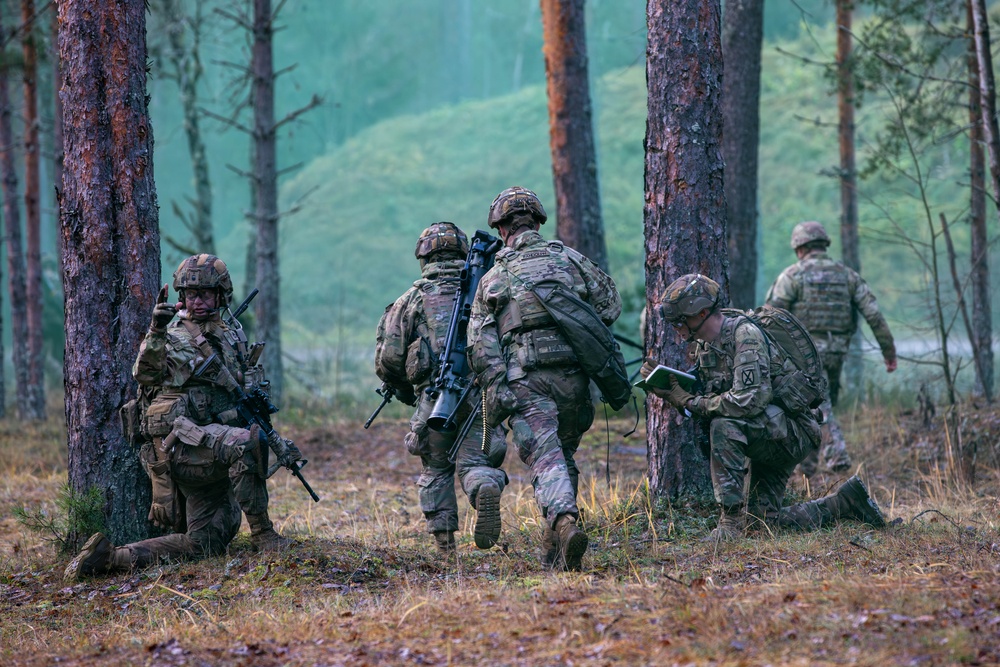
290, 462, 320, 502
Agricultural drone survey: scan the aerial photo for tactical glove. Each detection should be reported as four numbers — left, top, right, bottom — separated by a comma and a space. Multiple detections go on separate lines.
394, 384, 418, 407
150, 284, 178, 332
270, 433, 303, 467
659, 375, 695, 411
483, 372, 517, 428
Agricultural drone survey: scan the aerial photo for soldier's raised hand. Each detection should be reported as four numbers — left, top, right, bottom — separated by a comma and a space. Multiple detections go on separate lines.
150, 284, 179, 331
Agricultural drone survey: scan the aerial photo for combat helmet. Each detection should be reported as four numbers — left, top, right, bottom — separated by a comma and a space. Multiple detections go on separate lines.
414, 222, 469, 261
658, 274, 720, 322
487, 186, 547, 228
790, 220, 831, 250
173, 253, 233, 306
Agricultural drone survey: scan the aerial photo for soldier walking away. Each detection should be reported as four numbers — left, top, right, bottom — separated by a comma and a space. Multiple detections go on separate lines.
645, 274, 886, 541
468, 187, 622, 571
65, 254, 301, 581
765, 221, 897, 475
375, 223, 508, 555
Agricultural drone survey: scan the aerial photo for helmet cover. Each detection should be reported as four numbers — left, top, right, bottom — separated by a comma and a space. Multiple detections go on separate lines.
658, 274, 720, 322
414, 222, 470, 260
172, 253, 233, 306
487, 186, 547, 228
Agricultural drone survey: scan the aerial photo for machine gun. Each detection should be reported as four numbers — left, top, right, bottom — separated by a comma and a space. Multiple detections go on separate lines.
426, 230, 503, 433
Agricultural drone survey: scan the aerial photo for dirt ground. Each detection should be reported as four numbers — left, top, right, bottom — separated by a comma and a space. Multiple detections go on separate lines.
1, 402, 999, 666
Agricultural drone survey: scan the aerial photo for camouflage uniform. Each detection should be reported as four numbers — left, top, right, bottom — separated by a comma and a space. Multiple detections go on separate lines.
467, 229, 621, 531
766, 246, 896, 473
120, 310, 274, 566
65, 255, 291, 581
688, 313, 828, 526
375, 258, 508, 538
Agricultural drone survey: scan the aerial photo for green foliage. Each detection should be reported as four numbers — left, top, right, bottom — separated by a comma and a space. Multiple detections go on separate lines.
13, 484, 106, 555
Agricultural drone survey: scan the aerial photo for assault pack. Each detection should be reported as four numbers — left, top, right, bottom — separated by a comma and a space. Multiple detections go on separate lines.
531, 280, 631, 411
722, 305, 827, 415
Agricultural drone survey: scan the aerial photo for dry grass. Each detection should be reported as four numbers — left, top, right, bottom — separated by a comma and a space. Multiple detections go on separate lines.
2, 400, 1000, 666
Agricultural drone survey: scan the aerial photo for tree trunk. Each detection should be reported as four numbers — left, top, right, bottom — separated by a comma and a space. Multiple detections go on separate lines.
968, 0, 1000, 402
644, 0, 726, 500
252, 0, 283, 403
541, 0, 608, 271
22, 0, 45, 420
0, 3, 29, 421
967, 0, 994, 403
51, 2, 64, 276
60, 0, 160, 547
836, 0, 864, 398
722, 0, 764, 310
162, 0, 214, 254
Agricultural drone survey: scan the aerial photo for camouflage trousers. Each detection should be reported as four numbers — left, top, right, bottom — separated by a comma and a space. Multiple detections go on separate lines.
708, 405, 822, 526
505, 367, 593, 529
799, 351, 851, 475
124, 423, 268, 567
408, 392, 508, 534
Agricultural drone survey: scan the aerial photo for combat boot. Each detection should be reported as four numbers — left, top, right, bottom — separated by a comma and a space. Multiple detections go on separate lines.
473, 482, 501, 550
702, 507, 746, 543
63, 532, 132, 581
540, 524, 558, 568
553, 514, 588, 572
246, 513, 295, 551
829, 476, 886, 527
433, 531, 456, 554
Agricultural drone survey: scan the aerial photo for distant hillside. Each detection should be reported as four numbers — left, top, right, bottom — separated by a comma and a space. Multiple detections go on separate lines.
241, 27, 982, 346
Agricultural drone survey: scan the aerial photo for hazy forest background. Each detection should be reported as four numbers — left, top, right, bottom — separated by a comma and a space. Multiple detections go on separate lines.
4, 0, 998, 414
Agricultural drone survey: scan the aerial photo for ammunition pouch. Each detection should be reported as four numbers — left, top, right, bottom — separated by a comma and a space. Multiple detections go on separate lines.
168, 416, 229, 484
405, 336, 435, 386
510, 327, 576, 371
144, 392, 188, 437
120, 398, 143, 447
772, 369, 823, 416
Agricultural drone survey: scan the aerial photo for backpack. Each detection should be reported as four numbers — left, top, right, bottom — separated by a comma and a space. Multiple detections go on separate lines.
531, 280, 632, 411
722, 305, 827, 415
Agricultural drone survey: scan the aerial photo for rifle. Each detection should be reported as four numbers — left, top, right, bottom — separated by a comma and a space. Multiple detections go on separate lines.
426, 230, 503, 432
194, 353, 320, 502
364, 382, 400, 429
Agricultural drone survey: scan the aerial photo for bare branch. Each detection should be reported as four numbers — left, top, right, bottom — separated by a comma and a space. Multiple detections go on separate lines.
273, 94, 323, 132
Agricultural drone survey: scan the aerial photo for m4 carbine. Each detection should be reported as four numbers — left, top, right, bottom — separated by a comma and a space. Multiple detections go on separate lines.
426, 230, 503, 432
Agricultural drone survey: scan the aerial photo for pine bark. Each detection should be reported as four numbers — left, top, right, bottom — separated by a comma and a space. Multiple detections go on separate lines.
836, 0, 859, 272
23, 0, 45, 419
60, 0, 160, 547
252, 0, 283, 403
51, 2, 64, 275
721, 0, 764, 310
541, 0, 608, 271
644, 0, 726, 499
967, 0, 994, 402
0, 2, 29, 420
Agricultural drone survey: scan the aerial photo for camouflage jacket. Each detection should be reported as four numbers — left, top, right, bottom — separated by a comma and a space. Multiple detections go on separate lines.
765, 250, 896, 359
133, 312, 245, 425
688, 315, 773, 420
468, 230, 621, 382
375, 259, 465, 392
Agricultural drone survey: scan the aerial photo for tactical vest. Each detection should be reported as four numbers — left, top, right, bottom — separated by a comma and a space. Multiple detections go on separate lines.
495, 243, 578, 370
496, 243, 578, 337
791, 262, 853, 335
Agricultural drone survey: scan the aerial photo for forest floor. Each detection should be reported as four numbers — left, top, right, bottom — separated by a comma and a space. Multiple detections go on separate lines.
1, 398, 999, 666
